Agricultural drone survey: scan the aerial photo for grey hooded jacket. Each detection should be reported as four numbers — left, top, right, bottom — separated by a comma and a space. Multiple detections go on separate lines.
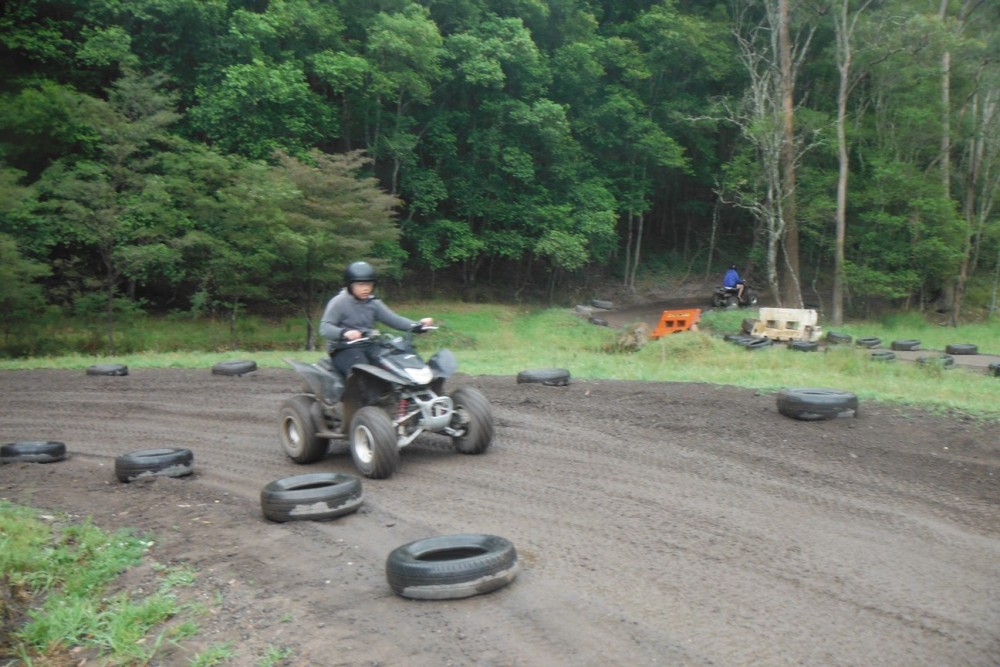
319, 288, 417, 352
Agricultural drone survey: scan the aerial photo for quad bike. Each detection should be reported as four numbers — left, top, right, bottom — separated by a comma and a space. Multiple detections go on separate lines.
711, 283, 758, 308
278, 327, 493, 479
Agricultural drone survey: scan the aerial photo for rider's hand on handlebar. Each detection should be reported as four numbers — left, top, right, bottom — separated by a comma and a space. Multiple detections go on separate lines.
344, 329, 364, 342
412, 317, 436, 333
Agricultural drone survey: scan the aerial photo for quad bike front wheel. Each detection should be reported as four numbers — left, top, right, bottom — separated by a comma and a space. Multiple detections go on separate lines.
279, 395, 327, 464
349, 406, 399, 479
449, 387, 494, 455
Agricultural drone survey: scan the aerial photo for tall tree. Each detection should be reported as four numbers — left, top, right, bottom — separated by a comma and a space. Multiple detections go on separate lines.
722, 0, 815, 305
272, 149, 403, 350
33, 71, 179, 355
830, 0, 876, 325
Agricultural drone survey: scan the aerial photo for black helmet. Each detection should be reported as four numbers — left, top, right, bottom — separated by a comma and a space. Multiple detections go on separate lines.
345, 261, 377, 285
729, 264, 737, 270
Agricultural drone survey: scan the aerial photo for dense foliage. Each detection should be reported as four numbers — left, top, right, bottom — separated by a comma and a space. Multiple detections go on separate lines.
1, 0, 998, 354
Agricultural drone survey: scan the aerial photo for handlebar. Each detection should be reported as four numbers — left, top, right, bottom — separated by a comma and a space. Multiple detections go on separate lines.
346, 325, 437, 344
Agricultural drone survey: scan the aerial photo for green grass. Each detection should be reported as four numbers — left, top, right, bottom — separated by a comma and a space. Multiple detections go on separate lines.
1, 302, 998, 418
0, 501, 199, 665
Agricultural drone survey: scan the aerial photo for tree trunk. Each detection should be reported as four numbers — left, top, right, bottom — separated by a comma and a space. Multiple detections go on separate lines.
831, 0, 873, 325
778, 0, 802, 308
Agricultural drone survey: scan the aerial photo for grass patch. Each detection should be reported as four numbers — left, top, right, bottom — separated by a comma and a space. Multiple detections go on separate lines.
0, 501, 199, 665
1, 302, 997, 418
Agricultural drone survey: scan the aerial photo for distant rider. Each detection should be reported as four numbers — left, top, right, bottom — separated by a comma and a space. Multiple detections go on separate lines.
723, 264, 745, 302
320, 261, 433, 377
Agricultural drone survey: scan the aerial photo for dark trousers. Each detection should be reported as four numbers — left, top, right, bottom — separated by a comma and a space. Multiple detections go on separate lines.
330, 346, 369, 378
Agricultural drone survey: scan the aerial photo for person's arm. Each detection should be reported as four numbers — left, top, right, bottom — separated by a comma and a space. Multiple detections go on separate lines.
372, 300, 429, 332
319, 297, 348, 342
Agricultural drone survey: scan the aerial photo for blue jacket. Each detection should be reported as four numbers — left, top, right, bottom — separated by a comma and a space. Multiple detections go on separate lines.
723, 268, 742, 288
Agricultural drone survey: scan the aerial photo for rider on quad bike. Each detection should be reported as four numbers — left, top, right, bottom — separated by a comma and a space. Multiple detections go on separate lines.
277, 261, 494, 479
712, 264, 758, 308
321, 261, 434, 376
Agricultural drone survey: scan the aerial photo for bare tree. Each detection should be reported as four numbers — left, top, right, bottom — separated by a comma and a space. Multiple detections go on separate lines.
719, 0, 817, 305
830, 0, 877, 325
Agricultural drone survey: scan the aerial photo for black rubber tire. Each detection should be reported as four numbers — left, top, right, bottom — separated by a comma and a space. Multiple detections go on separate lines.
870, 350, 896, 362
279, 395, 328, 464
385, 534, 519, 600
989, 362, 1000, 377
449, 387, 494, 455
917, 354, 955, 369
776, 388, 859, 421
589, 317, 608, 326
788, 341, 818, 352
590, 299, 613, 310
711, 294, 726, 308
745, 337, 772, 350
945, 343, 978, 355
115, 448, 193, 482
516, 368, 571, 386
725, 295, 739, 308
855, 337, 881, 349
1, 441, 67, 464
211, 360, 258, 376
260, 472, 362, 523
349, 406, 399, 479
86, 363, 128, 376
890, 339, 921, 351
826, 331, 852, 344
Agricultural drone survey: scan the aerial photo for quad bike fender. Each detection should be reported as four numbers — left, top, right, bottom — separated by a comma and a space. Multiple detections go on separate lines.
285, 358, 344, 405
429, 348, 458, 380
341, 366, 393, 429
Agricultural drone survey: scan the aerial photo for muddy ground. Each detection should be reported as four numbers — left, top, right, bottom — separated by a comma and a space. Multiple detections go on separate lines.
2, 360, 998, 667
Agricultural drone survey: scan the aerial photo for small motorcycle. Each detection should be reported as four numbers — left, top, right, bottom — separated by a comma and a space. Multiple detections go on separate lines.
711, 283, 758, 308
279, 327, 493, 479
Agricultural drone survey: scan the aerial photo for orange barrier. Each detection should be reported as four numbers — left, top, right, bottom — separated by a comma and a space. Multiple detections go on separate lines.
651, 308, 701, 339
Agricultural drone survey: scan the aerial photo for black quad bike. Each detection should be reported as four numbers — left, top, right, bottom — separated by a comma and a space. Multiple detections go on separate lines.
278, 327, 493, 479
711, 283, 759, 308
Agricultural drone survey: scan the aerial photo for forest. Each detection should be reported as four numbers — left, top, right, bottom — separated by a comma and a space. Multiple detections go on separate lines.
1, 0, 998, 354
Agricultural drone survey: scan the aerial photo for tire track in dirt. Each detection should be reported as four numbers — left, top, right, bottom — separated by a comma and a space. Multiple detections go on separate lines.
2, 369, 999, 666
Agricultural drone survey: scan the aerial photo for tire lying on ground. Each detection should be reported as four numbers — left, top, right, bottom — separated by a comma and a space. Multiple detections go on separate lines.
1, 441, 67, 464
787, 340, 818, 352
590, 298, 613, 310
776, 388, 859, 421
86, 363, 129, 376
989, 362, 1000, 377
741, 318, 758, 335
945, 343, 978, 355
115, 448, 194, 482
890, 339, 921, 351
516, 368, 571, 386
744, 337, 772, 351
917, 354, 955, 369
826, 331, 852, 344
385, 534, 519, 600
211, 360, 258, 376
870, 350, 896, 362
589, 316, 608, 326
260, 472, 363, 523
855, 337, 881, 349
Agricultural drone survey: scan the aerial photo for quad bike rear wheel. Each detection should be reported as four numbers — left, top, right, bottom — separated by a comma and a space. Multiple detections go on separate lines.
449, 387, 494, 455
349, 406, 399, 479
279, 395, 327, 464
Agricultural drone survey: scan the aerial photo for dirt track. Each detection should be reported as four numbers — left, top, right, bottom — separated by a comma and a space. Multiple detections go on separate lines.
2, 367, 999, 666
